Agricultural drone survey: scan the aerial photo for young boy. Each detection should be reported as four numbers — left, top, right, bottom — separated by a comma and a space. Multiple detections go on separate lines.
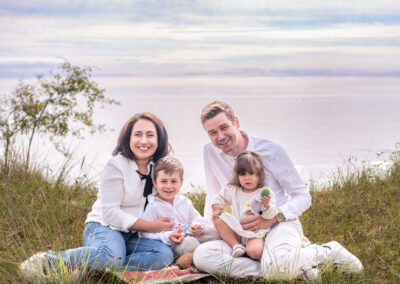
139, 156, 217, 257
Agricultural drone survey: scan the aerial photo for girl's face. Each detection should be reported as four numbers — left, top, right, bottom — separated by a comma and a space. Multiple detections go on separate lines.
238, 168, 260, 192
130, 119, 158, 162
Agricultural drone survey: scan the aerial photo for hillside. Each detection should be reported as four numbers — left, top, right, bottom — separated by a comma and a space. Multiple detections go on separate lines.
1, 148, 399, 283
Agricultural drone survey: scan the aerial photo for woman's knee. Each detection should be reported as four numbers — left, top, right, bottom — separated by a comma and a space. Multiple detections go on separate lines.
91, 246, 126, 267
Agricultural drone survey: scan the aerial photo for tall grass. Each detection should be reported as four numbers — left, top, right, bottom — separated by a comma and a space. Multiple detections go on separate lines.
0, 147, 399, 283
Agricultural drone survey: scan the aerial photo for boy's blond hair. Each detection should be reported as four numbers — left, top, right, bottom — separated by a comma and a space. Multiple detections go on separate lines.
200, 100, 236, 125
154, 156, 184, 180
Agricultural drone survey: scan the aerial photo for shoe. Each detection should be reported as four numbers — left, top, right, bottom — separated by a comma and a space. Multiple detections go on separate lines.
231, 243, 246, 258
20, 252, 48, 278
303, 267, 319, 281
323, 241, 363, 273
175, 252, 195, 269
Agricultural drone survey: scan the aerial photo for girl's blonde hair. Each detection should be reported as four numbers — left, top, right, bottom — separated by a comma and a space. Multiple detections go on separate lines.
229, 151, 265, 188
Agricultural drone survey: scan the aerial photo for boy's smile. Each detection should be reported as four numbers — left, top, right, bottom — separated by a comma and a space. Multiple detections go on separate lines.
153, 171, 183, 204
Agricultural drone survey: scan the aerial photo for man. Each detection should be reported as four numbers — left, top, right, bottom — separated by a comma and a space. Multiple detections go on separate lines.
193, 100, 363, 280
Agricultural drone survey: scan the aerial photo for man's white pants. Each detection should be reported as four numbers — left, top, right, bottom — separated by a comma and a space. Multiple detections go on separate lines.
193, 219, 330, 279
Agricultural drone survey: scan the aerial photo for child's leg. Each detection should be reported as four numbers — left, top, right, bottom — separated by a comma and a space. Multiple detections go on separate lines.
213, 218, 241, 248
214, 218, 245, 257
246, 238, 264, 260
173, 236, 200, 257
196, 221, 221, 243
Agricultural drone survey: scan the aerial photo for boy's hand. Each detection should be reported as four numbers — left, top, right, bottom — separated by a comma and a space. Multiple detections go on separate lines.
169, 232, 184, 243
261, 196, 271, 209
191, 224, 203, 236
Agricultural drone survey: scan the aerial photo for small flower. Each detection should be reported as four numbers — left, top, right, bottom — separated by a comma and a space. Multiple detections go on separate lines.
246, 203, 250, 207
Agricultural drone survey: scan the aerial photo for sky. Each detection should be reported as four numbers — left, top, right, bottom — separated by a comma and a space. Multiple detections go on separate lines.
1, 1, 400, 190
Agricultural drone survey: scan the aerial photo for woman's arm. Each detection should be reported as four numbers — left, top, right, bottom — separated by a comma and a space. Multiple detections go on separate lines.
129, 218, 173, 233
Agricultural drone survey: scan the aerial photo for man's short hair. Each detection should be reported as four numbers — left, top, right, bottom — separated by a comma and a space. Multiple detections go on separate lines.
154, 156, 184, 180
200, 100, 236, 125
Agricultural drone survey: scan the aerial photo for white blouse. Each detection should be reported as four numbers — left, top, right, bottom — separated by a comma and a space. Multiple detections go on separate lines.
85, 153, 154, 233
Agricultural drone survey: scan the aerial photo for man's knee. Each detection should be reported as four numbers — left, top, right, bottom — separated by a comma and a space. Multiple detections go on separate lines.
261, 245, 299, 279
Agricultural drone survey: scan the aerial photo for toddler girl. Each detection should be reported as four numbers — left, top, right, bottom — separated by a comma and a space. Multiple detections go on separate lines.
211, 151, 277, 260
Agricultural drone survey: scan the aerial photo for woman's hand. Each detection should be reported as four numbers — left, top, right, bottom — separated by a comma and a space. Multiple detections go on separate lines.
261, 196, 271, 209
240, 215, 277, 232
150, 217, 174, 233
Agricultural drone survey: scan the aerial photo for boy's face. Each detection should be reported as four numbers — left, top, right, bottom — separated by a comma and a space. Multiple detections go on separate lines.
153, 170, 183, 204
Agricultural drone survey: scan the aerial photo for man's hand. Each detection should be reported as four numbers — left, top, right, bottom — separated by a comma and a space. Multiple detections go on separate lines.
169, 232, 184, 243
191, 224, 203, 236
240, 214, 277, 232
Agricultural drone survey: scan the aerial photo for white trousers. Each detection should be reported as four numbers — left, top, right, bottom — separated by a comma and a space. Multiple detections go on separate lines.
193, 219, 330, 279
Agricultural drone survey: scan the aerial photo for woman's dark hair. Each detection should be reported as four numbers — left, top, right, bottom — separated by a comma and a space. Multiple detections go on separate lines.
112, 112, 171, 163
229, 151, 265, 188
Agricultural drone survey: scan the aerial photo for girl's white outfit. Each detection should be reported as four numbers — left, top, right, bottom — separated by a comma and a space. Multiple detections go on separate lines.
212, 185, 278, 243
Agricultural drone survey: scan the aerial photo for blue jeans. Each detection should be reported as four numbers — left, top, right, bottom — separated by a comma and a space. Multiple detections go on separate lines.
46, 222, 174, 271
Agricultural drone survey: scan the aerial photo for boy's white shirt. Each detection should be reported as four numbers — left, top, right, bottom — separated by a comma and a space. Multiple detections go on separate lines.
139, 194, 206, 246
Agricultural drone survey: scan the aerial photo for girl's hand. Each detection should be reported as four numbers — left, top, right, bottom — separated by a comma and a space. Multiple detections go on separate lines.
169, 232, 184, 243
261, 196, 271, 209
150, 217, 173, 233
212, 210, 222, 221
191, 224, 203, 236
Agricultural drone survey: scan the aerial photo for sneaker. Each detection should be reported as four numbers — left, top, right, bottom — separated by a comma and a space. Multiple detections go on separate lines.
20, 252, 48, 278
323, 241, 363, 273
303, 267, 319, 281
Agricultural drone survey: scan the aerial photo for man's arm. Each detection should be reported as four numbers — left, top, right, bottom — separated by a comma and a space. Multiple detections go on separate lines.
270, 145, 311, 220
203, 145, 224, 219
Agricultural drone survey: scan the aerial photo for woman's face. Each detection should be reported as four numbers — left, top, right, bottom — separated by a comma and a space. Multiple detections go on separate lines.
130, 119, 158, 162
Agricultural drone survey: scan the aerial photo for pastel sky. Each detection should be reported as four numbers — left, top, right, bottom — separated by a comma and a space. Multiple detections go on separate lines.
1, 1, 400, 189
1, 1, 400, 82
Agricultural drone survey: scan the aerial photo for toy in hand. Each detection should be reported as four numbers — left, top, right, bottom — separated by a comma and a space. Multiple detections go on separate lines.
175, 226, 185, 241
248, 187, 271, 216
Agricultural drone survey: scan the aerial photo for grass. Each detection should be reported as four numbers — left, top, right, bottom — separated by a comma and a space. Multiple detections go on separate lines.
1, 147, 399, 283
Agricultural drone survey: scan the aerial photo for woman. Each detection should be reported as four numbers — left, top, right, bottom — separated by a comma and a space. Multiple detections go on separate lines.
20, 113, 175, 276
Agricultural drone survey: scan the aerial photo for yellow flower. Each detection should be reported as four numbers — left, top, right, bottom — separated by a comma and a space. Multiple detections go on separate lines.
246, 203, 250, 207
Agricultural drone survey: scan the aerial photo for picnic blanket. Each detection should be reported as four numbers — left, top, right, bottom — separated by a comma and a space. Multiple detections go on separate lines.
118, 266, 210, 283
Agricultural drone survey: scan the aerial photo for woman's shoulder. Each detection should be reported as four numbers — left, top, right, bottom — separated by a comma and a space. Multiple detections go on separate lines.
106, 153, 135, 169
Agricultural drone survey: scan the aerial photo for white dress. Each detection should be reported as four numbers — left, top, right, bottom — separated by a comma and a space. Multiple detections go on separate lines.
212, 185, 278, 244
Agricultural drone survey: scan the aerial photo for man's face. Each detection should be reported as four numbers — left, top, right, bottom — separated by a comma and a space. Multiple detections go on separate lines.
203, 112, 242, 155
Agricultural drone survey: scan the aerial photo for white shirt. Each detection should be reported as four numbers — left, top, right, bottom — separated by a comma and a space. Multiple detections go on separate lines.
139, 195, 206, 246
85, 153, 154, 233
203, 135, 311, 221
